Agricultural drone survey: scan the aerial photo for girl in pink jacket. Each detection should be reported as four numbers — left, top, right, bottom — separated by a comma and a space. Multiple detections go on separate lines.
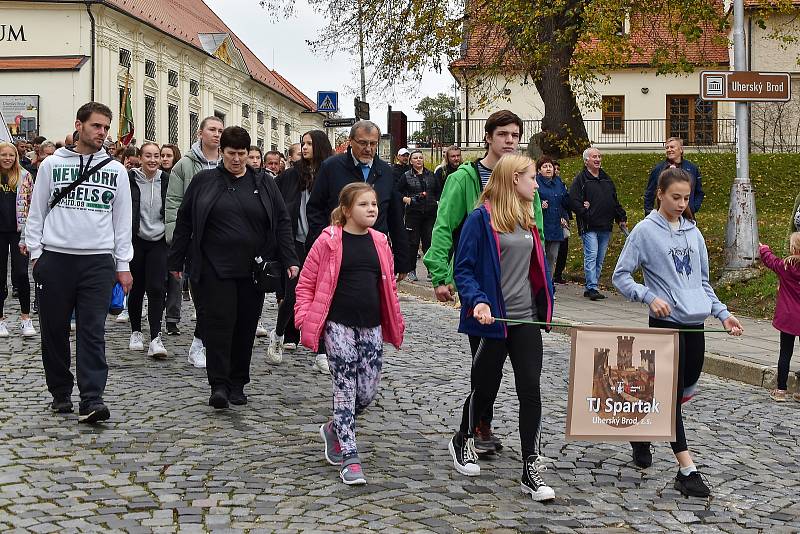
759, 232, 800, 402
295, 182, 404, 485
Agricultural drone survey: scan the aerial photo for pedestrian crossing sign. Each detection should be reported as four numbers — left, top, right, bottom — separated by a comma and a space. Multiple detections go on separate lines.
316, 91, 338, 113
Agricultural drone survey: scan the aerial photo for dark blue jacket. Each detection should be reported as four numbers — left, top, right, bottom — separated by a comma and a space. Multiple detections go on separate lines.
537, 174, 571, 242
644, 159, 704, 217
454, 203, 554, 339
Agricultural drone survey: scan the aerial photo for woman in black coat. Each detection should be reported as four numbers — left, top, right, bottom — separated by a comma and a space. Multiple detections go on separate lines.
169, 126, 299, 409
398, 149, 439, 281
269, 130, 333, 373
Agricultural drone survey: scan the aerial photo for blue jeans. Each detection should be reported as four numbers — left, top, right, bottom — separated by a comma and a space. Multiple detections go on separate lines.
581, 231, 611, 291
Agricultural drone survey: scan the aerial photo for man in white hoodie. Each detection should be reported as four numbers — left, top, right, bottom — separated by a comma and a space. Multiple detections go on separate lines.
25, 102, 133, 423
164, 116, 222, 368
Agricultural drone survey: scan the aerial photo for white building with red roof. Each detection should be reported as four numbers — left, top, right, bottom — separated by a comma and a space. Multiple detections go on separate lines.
0, 0, 324, 151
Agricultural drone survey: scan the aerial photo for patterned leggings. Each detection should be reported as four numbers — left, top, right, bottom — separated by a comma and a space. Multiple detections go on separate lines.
324, 321, 383, 458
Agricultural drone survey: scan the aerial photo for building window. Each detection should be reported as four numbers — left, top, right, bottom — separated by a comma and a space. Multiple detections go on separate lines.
284, 123, 290, 136
667, 95, 716, 146
257, 110, 264, 124
242, 104, 250, 119
189, 111, 199, 140
271, 117, 278, 131
168, 70, 178, 87
119, 48, 131, 68
601, 96, 624, 134
214, 110, 226, 124
168, 104, 179, 145
257, 137, 264, 150
145, 60, 156, 79
144, 95, 156, 141
189, 79, 199, 96
271, 144, 278, 152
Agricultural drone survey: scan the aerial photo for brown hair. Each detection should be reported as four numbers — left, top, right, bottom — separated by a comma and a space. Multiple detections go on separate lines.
484, 110, 523, 140
786, 232, 800, 268
536, 155, 554, 172
160, 144, 182, 163
330, 182, 377, 226
655, 167, 694, 221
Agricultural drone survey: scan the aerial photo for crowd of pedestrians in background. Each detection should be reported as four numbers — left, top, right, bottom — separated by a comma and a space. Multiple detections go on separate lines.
9, 99, 800, 498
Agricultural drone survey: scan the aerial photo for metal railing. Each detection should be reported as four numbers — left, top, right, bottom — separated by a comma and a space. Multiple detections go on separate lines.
406, 118, 738, 150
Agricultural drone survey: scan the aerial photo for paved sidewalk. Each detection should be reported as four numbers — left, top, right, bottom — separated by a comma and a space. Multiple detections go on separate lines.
401, 259, 799, 392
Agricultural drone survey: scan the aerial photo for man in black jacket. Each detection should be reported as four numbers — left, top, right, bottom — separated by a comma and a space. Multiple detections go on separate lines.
306, 120, 410, 276
568, 147, 627, 301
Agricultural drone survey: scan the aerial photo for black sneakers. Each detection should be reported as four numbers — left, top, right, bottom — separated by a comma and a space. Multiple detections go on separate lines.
588, 289, 606, 301
631, 441, 653, 468
521, 455, 555, 501
229, 387, 247, 406
674, 469, 711, 497
78, 402, 110, 423
166, 322, 181, 336
50, 397, 73, 414
209, 389, 229, 409
474, 421, 503, 454
448, 431, 480, 476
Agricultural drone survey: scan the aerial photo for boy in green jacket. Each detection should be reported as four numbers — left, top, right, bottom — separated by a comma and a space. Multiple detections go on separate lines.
423, 110, 544, 455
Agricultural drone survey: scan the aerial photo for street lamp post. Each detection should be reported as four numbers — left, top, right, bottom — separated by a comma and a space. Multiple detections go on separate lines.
724, 0, 759, 273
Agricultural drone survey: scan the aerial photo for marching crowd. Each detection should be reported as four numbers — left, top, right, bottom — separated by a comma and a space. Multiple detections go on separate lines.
3, 100, 799, 498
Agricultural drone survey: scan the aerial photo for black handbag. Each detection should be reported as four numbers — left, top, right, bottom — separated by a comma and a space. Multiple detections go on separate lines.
226, 176, 282, 292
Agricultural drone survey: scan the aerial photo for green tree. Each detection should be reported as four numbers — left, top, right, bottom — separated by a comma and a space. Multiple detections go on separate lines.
411, 93, 457, 146
259, 0, 799, 157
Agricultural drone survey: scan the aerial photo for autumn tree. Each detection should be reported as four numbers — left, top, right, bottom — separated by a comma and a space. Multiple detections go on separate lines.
260, 0, 799, 158
411, 93, 458, 146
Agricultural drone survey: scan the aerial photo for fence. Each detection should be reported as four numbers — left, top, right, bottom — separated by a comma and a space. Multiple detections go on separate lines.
406, 118, 739, 151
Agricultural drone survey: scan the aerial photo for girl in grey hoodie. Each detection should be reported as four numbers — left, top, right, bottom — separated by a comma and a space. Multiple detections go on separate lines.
613, 167, 743, 498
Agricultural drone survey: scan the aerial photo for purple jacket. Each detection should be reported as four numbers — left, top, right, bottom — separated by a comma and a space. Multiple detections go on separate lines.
760, 244, 800, 336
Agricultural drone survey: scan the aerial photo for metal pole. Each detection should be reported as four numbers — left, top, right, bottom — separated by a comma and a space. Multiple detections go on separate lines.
724, 0, 759, 270
357, 0, 366, 101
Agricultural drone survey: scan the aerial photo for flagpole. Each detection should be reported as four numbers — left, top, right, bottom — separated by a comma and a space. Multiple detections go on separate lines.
119, 68, 130, 142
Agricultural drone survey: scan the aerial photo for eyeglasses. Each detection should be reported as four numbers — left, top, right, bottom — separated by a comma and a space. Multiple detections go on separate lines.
352, 139, 379, 148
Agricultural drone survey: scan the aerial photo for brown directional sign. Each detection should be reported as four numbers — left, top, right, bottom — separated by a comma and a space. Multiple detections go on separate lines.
701, 71, 792, 102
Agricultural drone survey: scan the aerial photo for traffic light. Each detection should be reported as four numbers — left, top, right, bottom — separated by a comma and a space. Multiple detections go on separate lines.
354, 97, 370, 120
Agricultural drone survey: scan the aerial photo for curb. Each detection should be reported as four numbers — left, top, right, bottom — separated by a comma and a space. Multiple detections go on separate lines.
398, 281, 799, 393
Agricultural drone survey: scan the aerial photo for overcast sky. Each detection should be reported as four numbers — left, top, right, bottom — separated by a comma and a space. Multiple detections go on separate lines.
204, 0, 455, 129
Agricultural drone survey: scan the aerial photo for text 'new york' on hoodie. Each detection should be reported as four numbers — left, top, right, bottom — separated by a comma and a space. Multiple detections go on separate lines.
24, 147, 133, 270
612, 210, 731, 325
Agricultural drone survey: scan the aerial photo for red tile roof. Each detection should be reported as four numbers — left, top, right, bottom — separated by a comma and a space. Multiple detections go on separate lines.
0, 56, 88, 71
451, 13, 729, 71
98, 0, 316, 110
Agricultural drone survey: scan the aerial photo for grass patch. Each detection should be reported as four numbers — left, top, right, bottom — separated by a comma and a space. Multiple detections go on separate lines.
553, 152, 800, 319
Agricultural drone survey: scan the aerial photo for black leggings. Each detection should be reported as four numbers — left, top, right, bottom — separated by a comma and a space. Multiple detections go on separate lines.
0, 231, 30, 316
405, 209, 436, 266
554, 237, 569, 281
275, 240, 322, 352
648, 317, 705, 454
460, 323, 544, 460
777, 331, 797, 390
128, 236, 167, 339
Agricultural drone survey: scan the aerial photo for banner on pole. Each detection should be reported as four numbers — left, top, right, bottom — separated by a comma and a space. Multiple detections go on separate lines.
566, 326, 679, 442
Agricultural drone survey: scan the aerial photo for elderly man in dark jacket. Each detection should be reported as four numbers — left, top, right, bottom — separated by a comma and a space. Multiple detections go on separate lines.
306, 120, 410, 276
568, 147, 627, 301
643, 137, 704, 217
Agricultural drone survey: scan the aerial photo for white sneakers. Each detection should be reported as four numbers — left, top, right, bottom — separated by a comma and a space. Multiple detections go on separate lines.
266, 330, 283, 364
256, 322, 269, 337
314, 354, 330, 374
0, 318, 37, 338
115, 309, 129, 323
188, 336, 206, 368
129, 331, 144, 351
147, 333, 168, 358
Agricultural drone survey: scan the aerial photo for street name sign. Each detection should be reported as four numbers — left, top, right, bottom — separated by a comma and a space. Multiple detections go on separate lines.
323, 117, 357, 128
316, 91, 339, 113
701, 71, 791, 102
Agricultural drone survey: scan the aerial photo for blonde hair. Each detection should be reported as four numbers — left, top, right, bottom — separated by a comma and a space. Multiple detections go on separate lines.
786, 232, 800, 268
0, 142, 22, 190
330, 182, 377, 226
478, 154, 535, 233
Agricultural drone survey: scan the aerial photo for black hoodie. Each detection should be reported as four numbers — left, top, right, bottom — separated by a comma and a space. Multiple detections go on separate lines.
568, 167, 627, 235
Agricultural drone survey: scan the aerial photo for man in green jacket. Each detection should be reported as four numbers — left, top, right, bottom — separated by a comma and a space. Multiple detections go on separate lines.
164, 115, 223, 367
423, 110, 544, 456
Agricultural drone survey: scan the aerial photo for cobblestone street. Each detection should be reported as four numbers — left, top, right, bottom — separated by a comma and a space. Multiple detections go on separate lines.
1, 294, 799, 533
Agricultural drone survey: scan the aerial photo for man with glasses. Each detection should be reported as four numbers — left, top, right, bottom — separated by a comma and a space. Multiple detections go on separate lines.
306, 120, 410, 277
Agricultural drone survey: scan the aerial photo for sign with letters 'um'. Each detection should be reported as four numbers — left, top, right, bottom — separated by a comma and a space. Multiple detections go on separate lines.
566, 326, 679, 442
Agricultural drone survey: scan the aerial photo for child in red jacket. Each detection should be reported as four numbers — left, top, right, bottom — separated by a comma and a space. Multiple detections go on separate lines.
295, 182, 404, 485
759, 232, 800, 402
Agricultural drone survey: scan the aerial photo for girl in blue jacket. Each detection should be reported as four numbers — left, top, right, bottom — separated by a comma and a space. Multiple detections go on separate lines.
613, 167, 742, 498
448, 154, 555, 502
